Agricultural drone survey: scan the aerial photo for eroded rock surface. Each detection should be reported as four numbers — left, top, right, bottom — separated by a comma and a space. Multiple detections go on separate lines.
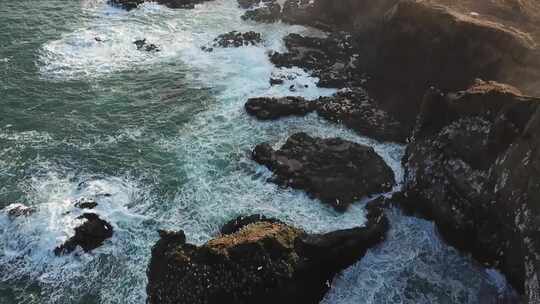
253, 133, 395, 211
147, 208, 388, 304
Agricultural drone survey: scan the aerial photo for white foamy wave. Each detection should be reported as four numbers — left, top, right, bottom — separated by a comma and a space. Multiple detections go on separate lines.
0, 169, 157, 303
322, 210, 519, 304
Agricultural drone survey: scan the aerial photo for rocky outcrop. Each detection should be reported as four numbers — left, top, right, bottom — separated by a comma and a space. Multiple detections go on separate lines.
245, 89, 407, 142
245, 96, 315, 120
109, 0, 212, 10
54, 213, 114, 255
147, 207, 388, 304
316, 89, 407, 142
401, 80, 540, 301
206, 31, 262, 50
269, 33, 364, 89
253, 133, 395, 211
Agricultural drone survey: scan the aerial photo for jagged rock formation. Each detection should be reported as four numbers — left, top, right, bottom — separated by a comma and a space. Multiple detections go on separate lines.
245, 89, 406, 142
54, 213, 114, 255
252, 133, 395, 211
147, 207, 388, 304
401, 80, 540, 302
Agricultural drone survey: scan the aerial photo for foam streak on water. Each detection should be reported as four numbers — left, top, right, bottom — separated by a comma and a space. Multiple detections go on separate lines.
0, 0, 517, 303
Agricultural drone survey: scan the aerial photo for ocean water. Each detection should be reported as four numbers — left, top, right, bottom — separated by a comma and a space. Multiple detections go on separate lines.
0, 0, 517, 303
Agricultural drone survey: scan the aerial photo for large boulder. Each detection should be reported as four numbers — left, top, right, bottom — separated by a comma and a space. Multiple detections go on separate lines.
147, 207, 389, 304
244, 96, 316, 120
252, 133, 395, 211
54, 213, 114, 255
401, 80, 540, 301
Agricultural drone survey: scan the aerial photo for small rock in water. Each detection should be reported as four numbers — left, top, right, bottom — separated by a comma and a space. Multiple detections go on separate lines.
73, 197, 98, 210
134, 39, 161, 52
3, 203, 35, 219
54, 213, 114, 255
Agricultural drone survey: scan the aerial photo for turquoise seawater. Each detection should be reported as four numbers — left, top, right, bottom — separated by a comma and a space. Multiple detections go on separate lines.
0, 0, 518, 303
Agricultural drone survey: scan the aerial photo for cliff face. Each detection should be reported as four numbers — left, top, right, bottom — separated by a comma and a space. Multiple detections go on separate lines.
282, 0, 540, 128
279, 0, 540, 301
401, 80, 540, 301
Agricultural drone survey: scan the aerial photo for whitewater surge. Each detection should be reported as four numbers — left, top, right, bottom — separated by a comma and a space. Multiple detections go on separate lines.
0, 0, 516, 303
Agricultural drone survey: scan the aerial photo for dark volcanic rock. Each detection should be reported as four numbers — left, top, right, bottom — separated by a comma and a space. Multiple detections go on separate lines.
252, 133, 395, 211
147, 207, 388, 304
134, 39, 160, 52
109, 0, 212, 10
402, 80, 540, 300
316, 88, 407, 142
241, 2, 281, 23
245, 96, 316, 120
244, 89, 406, 142
269, 33, 364, 89
208, 31, 262, 50
54, 213, 114, 255
3, 203, 35, 219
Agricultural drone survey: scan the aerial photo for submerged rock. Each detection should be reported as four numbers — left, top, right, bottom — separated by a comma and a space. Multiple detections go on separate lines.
134, 39, 160, 52
402, 80, 540, 300
207, 31, 262, 50
73, 198, 98, 210
54, 213, 114, 255
147, 208, 388, 304
253, 133, 395, 211
3, 203, 35, 219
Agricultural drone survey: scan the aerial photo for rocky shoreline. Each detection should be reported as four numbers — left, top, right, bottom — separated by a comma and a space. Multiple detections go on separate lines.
4, 0, 539, 302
